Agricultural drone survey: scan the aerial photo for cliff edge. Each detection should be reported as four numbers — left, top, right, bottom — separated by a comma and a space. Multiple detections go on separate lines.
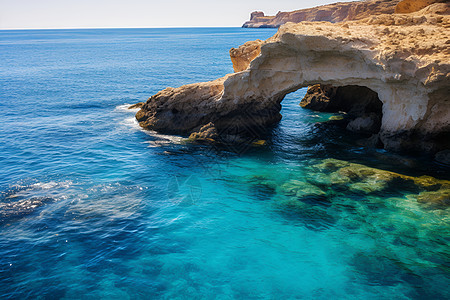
136, 3, 450, 158
242, 0, 445, 28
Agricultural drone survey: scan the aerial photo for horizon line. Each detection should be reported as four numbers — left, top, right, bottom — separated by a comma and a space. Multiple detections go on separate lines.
0, 25, 274, 31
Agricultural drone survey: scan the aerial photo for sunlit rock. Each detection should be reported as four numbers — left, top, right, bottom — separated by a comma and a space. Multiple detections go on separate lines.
395, 0, 445, 13
242, 0, 403, 28
280, 180, 326, 198
230, 40, 263, 72
136, 3, 450, 154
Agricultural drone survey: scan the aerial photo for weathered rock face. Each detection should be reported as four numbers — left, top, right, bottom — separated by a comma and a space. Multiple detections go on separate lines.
230, 40, 264, 72
136, 76, 229, 135
300, 84, 383, 135
136, 4, 450, 155
395, 0, 445, 13
300, 85, 382, 115
242, 0, 445, 28
243, 0, 402, 28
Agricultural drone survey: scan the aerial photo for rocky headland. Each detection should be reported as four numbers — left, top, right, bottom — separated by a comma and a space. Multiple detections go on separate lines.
242, 0, 444, 28
135, 1, 449, 160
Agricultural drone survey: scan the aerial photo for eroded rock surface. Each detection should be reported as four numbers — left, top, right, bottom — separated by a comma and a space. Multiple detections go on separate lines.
242, 0, 445, 28
230, 40, 264, 72
395, 0, 445, 13
136, 4, 450, 154
243, 0, 402, 28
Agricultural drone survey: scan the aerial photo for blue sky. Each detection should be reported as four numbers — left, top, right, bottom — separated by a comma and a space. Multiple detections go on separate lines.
0, 0, 358, 29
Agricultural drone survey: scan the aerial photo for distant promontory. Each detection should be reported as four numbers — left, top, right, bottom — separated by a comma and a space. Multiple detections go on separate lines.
242, 0, 442, 28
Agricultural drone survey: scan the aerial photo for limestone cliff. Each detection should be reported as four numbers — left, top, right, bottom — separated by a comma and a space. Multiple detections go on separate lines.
395, 0, 446, 13
242, 0, 402, 28
242, 0, 446, 28
229, 40, 264, 72
136, 3, 450, 156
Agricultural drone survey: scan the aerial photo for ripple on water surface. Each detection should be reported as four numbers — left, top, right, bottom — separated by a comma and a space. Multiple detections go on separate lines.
0, 28, 449, 299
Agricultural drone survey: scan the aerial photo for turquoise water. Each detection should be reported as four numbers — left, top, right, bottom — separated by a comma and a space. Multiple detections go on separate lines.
1, 28, 449, 299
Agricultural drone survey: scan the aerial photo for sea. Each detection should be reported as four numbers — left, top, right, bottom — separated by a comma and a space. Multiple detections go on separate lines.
0, 28, 449, 299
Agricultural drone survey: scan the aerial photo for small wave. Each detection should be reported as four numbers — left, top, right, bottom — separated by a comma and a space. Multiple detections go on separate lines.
118, 115, 185, 146
120, 117, 141, 131
144, 131, 186, 147
115, 103, 140, 111
116, 103, 186, 145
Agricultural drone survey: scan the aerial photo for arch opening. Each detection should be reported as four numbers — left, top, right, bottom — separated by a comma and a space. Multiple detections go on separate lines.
210, 84, 384, 149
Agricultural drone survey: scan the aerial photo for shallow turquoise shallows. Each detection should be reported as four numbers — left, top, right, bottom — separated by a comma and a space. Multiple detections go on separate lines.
0, 28, 449, 299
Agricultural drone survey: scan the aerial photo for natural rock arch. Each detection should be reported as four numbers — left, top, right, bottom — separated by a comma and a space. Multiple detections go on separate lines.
136, 5, 449, 154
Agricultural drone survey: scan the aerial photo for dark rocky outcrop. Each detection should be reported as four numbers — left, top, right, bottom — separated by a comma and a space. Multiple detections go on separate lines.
300, 84, 383, 136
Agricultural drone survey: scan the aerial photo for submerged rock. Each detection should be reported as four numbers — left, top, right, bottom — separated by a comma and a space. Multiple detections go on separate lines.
310, 158, 450, 206
275, 198, 336, 230
417, 188, 450, 208
0, 197, 54, 223
280, 180, 326, 198
188, 122, 218, 143
328, 115, 345, 121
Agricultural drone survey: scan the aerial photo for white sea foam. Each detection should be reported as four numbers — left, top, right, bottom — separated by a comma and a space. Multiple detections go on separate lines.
144, 131, 185, 147
120, 117, 141, 131
115, 103, 137, 111
117, 103, 185, 146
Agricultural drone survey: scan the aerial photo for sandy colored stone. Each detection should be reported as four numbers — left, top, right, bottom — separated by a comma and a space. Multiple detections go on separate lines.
243, 0, 402, 28
242, 0, 445, 28
230, 40, 263, 72
395, 0, 445, 13
136, 3, 450, 153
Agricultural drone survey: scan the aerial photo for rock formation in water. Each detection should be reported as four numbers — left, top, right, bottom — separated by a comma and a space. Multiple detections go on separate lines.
310, 158, 450, 208
242, 0, 445, 28
300, 84, 383, 135
136, 3, 450, 156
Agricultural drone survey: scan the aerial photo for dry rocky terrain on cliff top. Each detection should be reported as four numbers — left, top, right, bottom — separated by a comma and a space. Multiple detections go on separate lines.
268, 3, 450, 71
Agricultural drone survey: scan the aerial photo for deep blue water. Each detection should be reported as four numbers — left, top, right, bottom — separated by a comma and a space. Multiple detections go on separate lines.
1, 28, 449, 299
